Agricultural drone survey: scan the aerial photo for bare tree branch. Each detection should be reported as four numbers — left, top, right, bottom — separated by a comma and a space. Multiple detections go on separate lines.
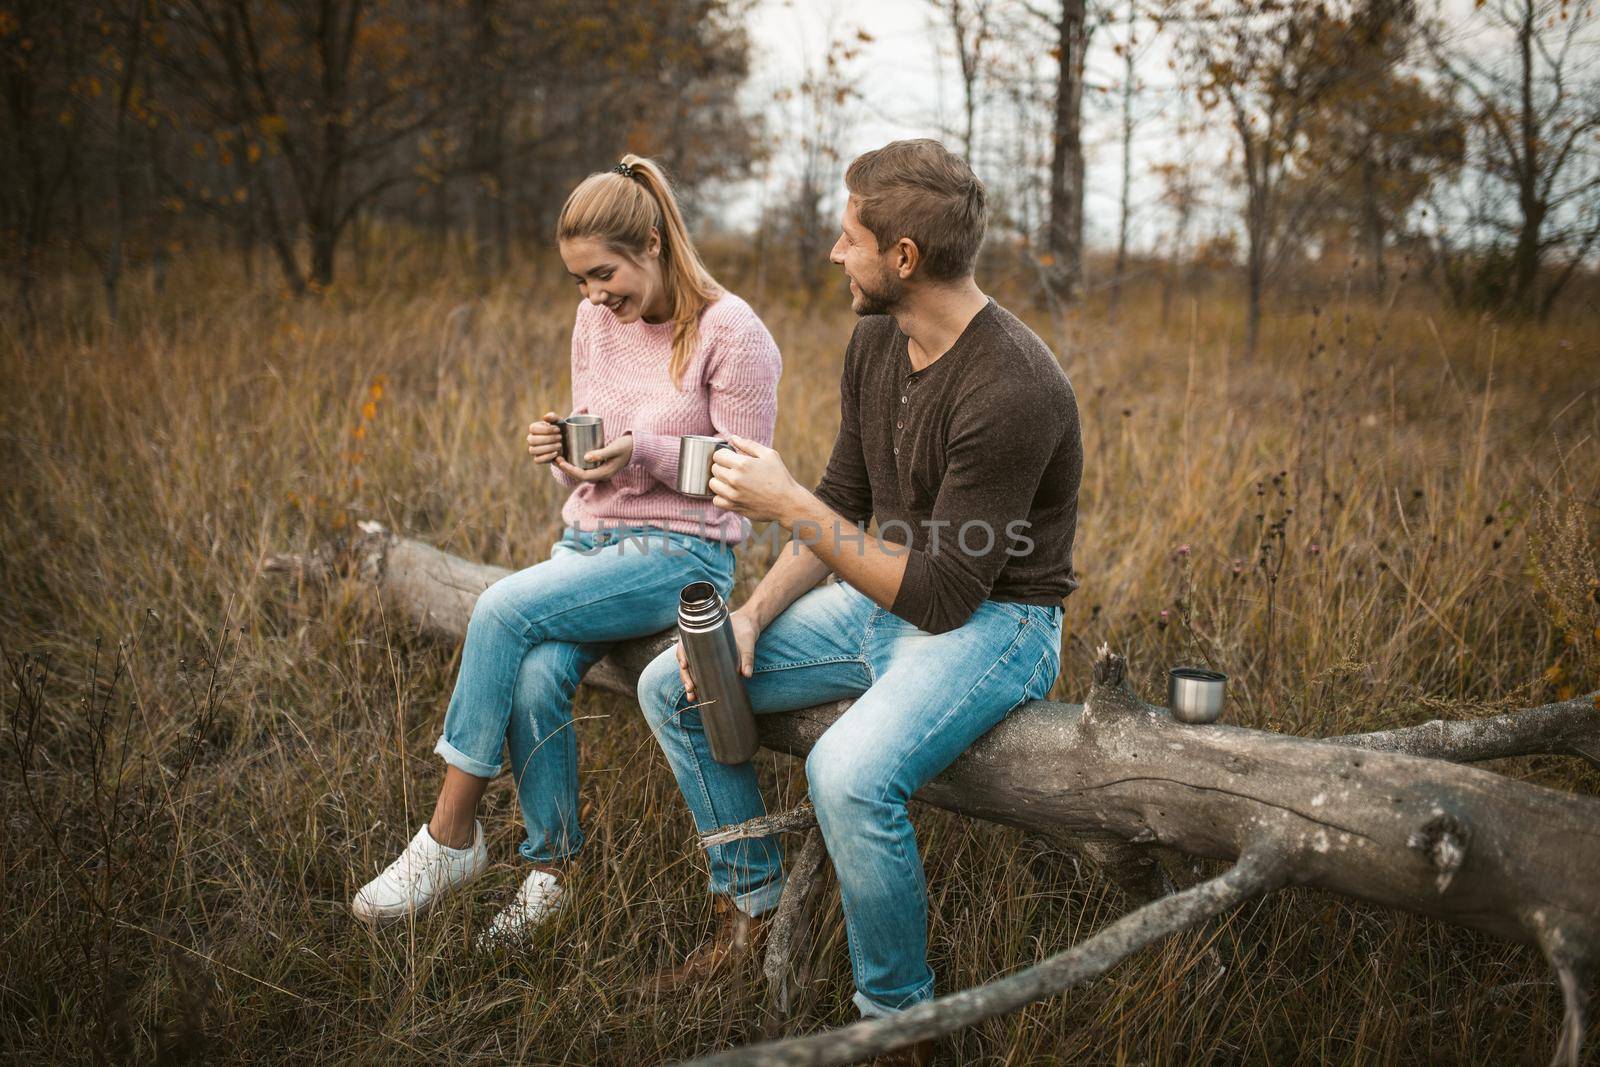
676, 840, 1294, 1066
1326, 693, 1600, 770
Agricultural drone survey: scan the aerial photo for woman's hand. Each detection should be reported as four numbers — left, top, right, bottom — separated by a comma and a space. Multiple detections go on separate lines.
527, 410, 563, 464
554, 431, 633, 482
677, 606, 761, 702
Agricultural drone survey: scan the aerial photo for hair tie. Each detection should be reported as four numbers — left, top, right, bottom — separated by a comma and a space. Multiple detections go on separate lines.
612, 161, 636, 180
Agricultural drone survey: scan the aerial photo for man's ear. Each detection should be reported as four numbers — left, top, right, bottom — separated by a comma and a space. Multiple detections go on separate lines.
894, 237, 921, 279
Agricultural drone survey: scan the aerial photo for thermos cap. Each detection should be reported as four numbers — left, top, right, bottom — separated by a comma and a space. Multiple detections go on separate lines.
1168, 666, 1226, 724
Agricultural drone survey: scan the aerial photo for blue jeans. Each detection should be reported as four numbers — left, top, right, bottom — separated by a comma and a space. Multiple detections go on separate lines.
638, 577, 1063, 1017
435, 523, 735, 864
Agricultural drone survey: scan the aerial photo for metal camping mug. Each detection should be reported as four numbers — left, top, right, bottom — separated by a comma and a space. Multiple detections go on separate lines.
557, 414, 604, 470
676, 581, 759, 764
1168, 667, 1227, 724
676, 435, 733, 498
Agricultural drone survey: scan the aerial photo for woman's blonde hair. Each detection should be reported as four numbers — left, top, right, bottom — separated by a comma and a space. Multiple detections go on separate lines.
557, 155, 722, 390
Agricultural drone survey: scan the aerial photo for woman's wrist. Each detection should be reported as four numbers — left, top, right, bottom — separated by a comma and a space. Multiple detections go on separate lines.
622, 428, 680, 486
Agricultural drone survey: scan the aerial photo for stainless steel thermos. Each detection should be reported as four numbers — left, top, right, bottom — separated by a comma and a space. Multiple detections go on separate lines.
557, 414, 604, 470
676, 435, 733, 497
676, 581, 759, 764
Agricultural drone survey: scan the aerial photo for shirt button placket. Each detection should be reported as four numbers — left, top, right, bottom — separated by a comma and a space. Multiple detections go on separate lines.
895, 389, 904, 454
895, 369, 920, 456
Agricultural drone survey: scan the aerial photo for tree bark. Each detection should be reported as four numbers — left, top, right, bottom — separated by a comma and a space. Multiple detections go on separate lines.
263, 525, 1600, 1064
1108, 6, 1135, 326
1046, 0, 1087, 301
1328, 699, 1600, 771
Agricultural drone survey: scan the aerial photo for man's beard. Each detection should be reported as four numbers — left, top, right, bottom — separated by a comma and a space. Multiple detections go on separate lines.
851, 268, 904, 317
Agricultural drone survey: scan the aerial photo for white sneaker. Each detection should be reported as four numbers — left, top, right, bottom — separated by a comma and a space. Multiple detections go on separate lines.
475, 867, 566, 949
351, 822, 488, 924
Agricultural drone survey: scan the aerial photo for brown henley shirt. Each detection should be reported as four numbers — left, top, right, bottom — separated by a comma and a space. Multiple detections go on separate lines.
812, 297, 1083, 635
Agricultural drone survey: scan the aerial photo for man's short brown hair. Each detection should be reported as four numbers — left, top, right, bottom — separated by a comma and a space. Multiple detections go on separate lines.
844, 139, 988, 282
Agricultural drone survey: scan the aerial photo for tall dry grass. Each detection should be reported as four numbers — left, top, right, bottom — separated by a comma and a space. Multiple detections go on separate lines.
2, 231, 1597, 1064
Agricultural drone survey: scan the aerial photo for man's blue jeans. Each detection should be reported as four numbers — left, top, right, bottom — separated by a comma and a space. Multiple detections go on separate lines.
638, 576, 1063, 1017
435, 523, 735, 865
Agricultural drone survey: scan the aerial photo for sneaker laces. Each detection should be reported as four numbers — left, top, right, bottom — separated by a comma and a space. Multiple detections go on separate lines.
380, 830, 451, 894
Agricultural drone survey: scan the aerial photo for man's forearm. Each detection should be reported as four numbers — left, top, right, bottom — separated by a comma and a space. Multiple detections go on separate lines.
741, 534, 833, 630
784, 492, 908, 613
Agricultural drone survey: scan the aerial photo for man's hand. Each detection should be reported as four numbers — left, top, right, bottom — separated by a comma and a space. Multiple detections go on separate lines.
555, 432, 634, 482
707, 431, 807, 526
676, 607, 761, 702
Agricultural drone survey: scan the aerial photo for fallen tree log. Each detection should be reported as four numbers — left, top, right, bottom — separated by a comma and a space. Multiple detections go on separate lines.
262, 524, 1600, 1065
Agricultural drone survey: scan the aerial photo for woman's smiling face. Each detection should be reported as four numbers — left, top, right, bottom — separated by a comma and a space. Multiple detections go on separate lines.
559, 233, 667, 324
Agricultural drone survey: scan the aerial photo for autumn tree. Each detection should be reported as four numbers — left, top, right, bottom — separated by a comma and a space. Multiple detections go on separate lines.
1271, 1, 1465, 293
926, 0, 995, 160
0, 0, 762, 303
73, 0, 184, 318
0, 1, 93, 327
1183, 0, 1380, 357
1038, 0, 1092, 300
158, 0, 473, 293
1151, 152, 1205, 326
1425, 0, 1600, 319
760, 17, 866, 297
536, 0, 761, 226
1296, 38, 1463, 290
1107, 0, 1157, 322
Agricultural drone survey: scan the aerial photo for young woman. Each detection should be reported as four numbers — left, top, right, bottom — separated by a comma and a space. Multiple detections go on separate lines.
350, 156, 783, 946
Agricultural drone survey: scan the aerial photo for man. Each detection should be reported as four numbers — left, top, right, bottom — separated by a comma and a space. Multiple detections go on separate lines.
636, 139, 1082, 1064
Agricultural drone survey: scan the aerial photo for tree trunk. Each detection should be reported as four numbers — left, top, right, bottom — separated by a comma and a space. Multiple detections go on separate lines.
103, 2, 145, 327
263, 526, 1600, 1066
1241, 124, 1268, 361
1108, 7, 1135, 325
310, 207, 338, 290
1047, 0, 1087, 301
1509, 0, 1542, 318
1361, 153, 1388, 295
468, 0, 502, 281
1245, 250, 1263, 361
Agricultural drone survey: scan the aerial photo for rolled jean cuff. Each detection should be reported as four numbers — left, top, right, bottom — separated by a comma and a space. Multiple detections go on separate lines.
853, 985, 932, 1019
433, 735, 502, 779
734, 876, 787, 919
518, 836, 584, 865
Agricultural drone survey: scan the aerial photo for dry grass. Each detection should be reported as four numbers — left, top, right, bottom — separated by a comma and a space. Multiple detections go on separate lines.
2, 232, 1598, 1065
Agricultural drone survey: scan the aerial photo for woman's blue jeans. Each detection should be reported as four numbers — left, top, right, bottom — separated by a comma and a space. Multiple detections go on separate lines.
638, 576, 1063, 1018
435, 523, 735, 865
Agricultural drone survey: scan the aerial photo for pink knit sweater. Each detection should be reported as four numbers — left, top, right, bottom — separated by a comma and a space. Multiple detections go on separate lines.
549, 291, 782, 543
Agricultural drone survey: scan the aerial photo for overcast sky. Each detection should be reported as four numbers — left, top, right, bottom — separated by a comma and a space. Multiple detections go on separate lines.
713, 0, 1507, 256
712, 0, 1235, 251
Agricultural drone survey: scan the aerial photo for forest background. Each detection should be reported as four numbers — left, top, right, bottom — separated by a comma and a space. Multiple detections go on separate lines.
2, 0, 1598, 1063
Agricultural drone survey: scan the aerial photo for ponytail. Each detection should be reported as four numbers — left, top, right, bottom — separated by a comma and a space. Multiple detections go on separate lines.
556, 156, 722, 389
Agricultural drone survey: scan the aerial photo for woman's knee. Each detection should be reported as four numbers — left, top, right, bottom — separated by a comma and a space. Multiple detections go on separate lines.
470, 575, 518, 631
470, 570, 556, 640
637, 650, 687, 732
512, 639, 585, 708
